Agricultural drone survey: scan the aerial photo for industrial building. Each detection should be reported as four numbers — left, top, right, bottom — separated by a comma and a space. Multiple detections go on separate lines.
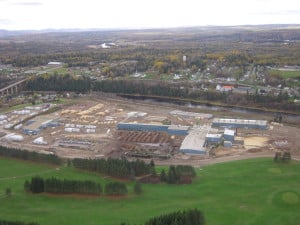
179, 127, 208, 155
117, 123, 169, 132
212, 118, 268, 130
117, 123, 190, 136
205, 134, 223, 144
167, 125, 190, 136
224, 141, 233, 148
223, 129, 235, 142
22, 116, 61, 135
170, 110, 213, 119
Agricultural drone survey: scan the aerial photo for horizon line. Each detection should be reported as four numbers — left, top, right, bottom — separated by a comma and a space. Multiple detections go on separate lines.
1, 23, 300, 32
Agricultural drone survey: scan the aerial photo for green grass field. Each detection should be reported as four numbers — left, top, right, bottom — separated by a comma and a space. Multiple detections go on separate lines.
269, 69, 300, 79
0, 157, 299, 225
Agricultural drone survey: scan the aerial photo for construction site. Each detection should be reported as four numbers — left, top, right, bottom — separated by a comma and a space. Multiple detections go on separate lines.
0, 96, 299, 162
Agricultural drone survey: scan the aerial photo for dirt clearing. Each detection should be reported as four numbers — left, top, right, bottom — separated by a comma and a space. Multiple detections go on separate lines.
244, 136, 270, 150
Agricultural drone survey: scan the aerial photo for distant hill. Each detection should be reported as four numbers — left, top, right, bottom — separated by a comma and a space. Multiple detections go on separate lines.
1, 24, 300, 38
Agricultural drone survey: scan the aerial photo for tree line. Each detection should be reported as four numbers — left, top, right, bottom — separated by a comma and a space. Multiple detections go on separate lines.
24, 176, 102, 195
160, 165, 196, 184
0, 220, 38, 225
25, 73, 91, 93
274, 152, 292, 163
120, 208, 205, 225
93, 80, 297, 111
25, 76, 299, 113
105, 182, 128, 195
0, 145, 61, 165
24, 176, 130, 196
71, 158, 154, 179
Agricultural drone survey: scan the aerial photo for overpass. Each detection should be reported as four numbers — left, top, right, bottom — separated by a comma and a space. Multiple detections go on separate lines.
0, 79, 27, 97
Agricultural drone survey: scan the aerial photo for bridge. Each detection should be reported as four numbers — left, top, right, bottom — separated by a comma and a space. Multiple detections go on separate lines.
0, 79, 27, 97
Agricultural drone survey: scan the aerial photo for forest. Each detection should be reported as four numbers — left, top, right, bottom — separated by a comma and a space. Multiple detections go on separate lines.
120, 209, 205, 225
160, 165, 196, 184
0, 221, 38, 225
71, 157, 154, 179
1, 25, 300, 114
24, 76, 299, 113
0, 209, 205, 225
24, 176, 102, 195
0, 145, 62, 165
0, 26, 300, 77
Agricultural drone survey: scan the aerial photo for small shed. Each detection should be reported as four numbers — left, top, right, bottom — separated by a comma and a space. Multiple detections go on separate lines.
224, 129, 235, 142
205, 134, 223, 143
224, 141, 233, 148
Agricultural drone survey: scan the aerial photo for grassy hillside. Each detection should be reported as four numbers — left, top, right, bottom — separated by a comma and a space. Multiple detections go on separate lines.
0, 157, 299, 225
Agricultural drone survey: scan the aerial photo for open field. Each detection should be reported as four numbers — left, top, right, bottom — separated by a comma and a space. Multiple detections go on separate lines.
0, 157, 300, 225
269, 69, 300, 79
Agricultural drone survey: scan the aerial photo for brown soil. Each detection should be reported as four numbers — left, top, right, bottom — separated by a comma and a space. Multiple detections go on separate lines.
1, 96, 299, 166
244, 136, 269, 150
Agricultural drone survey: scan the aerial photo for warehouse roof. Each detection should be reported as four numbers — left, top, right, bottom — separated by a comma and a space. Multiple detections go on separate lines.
205, 133, 222, 139
213, 118, 267, 126
224, 129, 235, 136
170, 110, 213, 119
180, 127, 207, 152
168, 125, 190, 131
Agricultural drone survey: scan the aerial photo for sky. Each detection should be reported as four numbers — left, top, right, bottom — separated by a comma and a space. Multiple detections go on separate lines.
0, 0, 300, 30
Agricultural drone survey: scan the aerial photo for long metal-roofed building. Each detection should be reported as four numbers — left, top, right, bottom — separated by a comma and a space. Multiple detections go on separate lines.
22, 116, 61, 135
170, 110, 213, 119
167, 125, 190, 136
117, 123, 190, 136
179, 126, 208, 155
212, 118, 268, 130
117, 123, 169, 132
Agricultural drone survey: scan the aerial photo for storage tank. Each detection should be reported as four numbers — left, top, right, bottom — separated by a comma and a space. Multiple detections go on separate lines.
4, 133, 24, 142
33, 137, 47, 145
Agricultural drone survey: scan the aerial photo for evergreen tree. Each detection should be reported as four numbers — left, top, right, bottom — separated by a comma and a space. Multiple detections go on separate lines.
274, 152, 281, 162
30, 176, 44, 193
0, 220, 39, 225
26, 177, 103, 195
150, 159, 156, 176
129, 168, 136, 181
282, 152, 291, 163
134, 181, 142, 195
274, 151, 291, 163
150, 159, 155, 167
24, 180, 31, 192
160, 169, 167, 182
144, 209, 205, 225
167, 166, 178, 184
105, 182, 128, 195
5, 188, 12, 197
0, 145, 61, 165
72, 158, 152, 179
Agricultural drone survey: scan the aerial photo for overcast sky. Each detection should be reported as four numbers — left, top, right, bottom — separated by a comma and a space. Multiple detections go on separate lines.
0, 0, 300, 30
